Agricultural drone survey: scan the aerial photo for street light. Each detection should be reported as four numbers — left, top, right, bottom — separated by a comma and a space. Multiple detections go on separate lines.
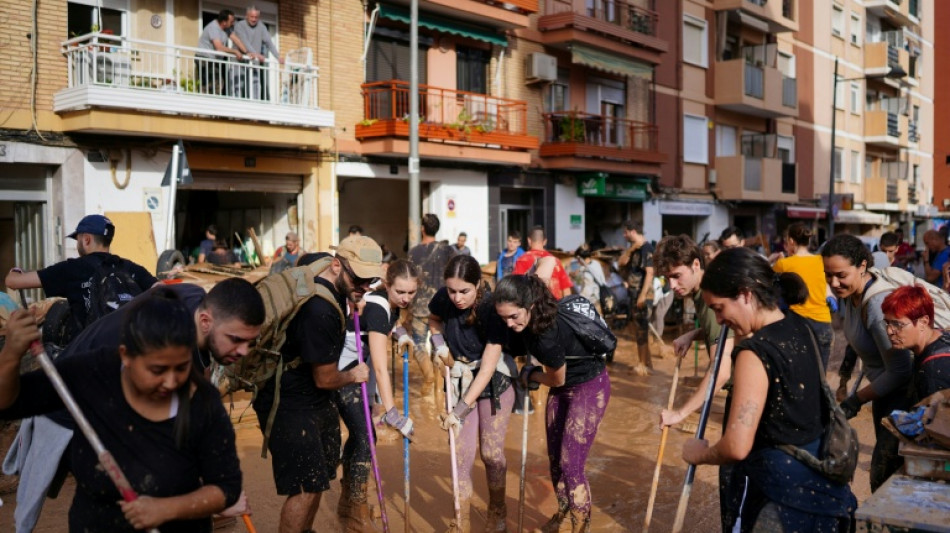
827, 58, 906, 238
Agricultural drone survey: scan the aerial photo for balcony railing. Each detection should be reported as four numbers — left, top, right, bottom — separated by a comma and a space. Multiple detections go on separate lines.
909, 120, 920, 142
542, 111, 658, 152
546, 0, 659, 37
745, 64, 764, 98
357, 81, 535, 150
782, 76, 797, 107
62, 32, 319, 109
475, 0, 539, 13
886, 181, 900, 203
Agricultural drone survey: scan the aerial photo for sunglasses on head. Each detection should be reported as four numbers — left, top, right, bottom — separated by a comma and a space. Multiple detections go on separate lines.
340, 259, 379, 286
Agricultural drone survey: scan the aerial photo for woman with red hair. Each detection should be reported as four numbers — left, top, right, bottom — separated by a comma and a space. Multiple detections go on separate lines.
881, 286, 950, 402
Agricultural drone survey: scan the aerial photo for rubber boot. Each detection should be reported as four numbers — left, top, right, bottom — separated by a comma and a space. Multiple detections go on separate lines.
484, 487, 507, 532
336, 478, 351, 518
446, 499, 472, 533
342, 501, 373, 533
534, 500, 569, 533
570, 510, 590, 533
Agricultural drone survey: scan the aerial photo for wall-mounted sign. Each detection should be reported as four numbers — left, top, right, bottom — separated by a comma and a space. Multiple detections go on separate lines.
658, 201, 714, 216
570, 214, 582, 229
577, 173, 647, 201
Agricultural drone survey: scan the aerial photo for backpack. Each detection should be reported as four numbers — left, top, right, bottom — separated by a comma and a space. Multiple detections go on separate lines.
86, 256, 143, 327
557, 294, 617, 360
864, 267, 950, 329
211, 256, 345, 457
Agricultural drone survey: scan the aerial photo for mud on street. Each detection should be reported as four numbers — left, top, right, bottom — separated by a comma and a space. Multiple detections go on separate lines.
0, 329, 875, 532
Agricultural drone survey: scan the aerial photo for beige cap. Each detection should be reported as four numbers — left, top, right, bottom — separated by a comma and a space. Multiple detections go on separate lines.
332, 236, 384, 279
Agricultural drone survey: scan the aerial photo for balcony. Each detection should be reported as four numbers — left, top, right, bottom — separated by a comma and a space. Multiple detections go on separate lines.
390, 0, 536, 29
908, 120, 920, 143
53, 33, 333, 146
713, 0, 798, 33
865, 108, 908, 148
538, 111, 665, 174
715, 46, 797, 118
865, 0, 919, 28
538, 0, 667, 64
865, 177, 907, 210
865, 32, 910, 78
356, 81, 537, 165
714, 133, 797, 202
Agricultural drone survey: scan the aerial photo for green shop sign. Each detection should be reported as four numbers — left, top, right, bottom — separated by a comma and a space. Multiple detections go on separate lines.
576, 173, 648, 201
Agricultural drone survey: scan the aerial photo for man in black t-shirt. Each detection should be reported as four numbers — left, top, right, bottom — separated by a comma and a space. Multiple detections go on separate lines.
5, 214, 158, 336
253, 236, 383, 533
617, 219, 655, 375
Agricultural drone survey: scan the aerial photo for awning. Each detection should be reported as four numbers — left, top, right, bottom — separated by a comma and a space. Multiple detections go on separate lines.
377, 4, 508, 47
786, 206, 827, 220
835, 210, 889, 225
571, 45, 652, 79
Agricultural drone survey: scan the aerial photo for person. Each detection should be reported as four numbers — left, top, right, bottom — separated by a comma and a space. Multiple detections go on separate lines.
454, 232, 472, 256
333, 259, 418, 530
921, 230, 949, 286
407, 214, 457, 397
253, 235, 382, 533
702, 240, 722, 265
0, 289, 244, 532
569, 245, 607, 314
206, 239, 241, 267
893, 228, 916, 269
272, 231, 304, 268
2, 279, 265, 532
5, 214, 158, 335
494, 274, 610, 532
196, 9, 245, 95
197, 225, 218, 264
432, 255, 516, 532
681, 247, 855, 532
821, 234, 913, 492
616, 220, 654, 375
496, 230, 525, 281
880, 286, 950, 402
872, 231, 899, 269
772, 223, 834, 367
231, 5, 283, 100
348, 225, 364, 237
719, 226, 744, 249
513, 226, 572, 299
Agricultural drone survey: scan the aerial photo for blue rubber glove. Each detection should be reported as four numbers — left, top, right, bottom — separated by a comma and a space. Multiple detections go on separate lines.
826, 296, 839, 314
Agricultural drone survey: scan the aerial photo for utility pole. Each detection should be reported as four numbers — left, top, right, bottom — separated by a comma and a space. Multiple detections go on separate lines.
408, 0, 420, 247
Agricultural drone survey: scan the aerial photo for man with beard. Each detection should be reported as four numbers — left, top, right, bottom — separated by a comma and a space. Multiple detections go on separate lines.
253, 236, 383, 533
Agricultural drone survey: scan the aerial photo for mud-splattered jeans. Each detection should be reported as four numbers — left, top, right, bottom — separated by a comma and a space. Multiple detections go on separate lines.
870, 388, 909, 492
545, 369, 610, 513
333, 383, 374, 503
455, 385, 515, 499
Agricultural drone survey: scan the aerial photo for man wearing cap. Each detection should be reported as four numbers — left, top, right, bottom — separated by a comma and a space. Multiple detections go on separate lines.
6, 214, 158, 334
253, 235, 383, 533
272, 231, 305, 266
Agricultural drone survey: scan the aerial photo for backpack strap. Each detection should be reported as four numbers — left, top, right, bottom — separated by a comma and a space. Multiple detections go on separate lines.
920, 352, 950, 366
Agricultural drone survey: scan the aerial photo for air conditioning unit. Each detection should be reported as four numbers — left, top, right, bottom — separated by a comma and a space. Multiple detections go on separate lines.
525, 53, 557, 83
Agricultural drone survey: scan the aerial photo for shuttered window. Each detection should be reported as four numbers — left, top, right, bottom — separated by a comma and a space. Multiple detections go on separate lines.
684, 115, 708, 164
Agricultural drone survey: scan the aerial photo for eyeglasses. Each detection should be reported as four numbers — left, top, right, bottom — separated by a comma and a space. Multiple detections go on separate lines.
882, 319, 913, 332
340, 259, 379, 287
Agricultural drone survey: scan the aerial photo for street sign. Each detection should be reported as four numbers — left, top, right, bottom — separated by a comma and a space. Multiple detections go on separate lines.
160, 140, 192, 186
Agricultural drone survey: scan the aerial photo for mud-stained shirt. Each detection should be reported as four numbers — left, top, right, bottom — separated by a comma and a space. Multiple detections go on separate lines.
408, 241, 456, 317
914, 332, 950, 401
619, 241, 654, 298
428, 286, 507, 363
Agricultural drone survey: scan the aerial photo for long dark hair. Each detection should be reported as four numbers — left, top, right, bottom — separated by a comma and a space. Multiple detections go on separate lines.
701, 247, 808, 310
492, 274, 558, 335
444, 254, 486, 326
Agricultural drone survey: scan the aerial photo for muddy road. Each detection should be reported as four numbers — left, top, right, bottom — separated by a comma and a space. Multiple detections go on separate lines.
0, 329, 875, 532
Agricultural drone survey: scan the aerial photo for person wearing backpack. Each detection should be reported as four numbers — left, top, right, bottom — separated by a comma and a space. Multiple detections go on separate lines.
333, 259, 419, 531
493, 274, 611, 532
252, 236, 383, 533
681, 247, 856, 532
6, 214, 158, 335
821, 234, 913, 492
569, 245, 608, 315
880, 286, 950, 402
431, 255, 516, 532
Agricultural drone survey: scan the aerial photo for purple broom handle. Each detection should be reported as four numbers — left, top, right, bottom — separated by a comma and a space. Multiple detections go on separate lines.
353, 313, 390, 532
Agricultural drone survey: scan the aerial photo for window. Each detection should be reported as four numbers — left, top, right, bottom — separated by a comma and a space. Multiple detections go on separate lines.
834, 147, 843, 182
716, 125, 737, 157
545, 69, 570, 113
865, 156, 873, 179
835, 79, 845, 110
457, 46, 490, 94
683, 15, 707, 68
367, 34, 429, 83
850, 82, 861, 114
832, 5, 844, 38
851, 150, 861, 183
684, 115, 708, 164
68, 0, 127, 37
850, 12, 861, 45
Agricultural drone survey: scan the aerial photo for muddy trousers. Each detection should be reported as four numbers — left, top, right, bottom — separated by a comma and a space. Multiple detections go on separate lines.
455, 386, 516, 500
545, 369, 610, 515
333, 383, 375, 503
870, 389, 909, 492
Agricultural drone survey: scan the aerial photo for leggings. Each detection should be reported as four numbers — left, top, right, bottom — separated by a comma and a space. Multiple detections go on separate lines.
455, 385, 515, 499
333, 383, 374, 503
546, 369, 610, 513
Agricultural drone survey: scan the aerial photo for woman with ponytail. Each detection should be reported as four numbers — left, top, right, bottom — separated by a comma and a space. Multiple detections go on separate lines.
431, 254, 516, 532
493, 274, 610, 533
682, 247, 855, 532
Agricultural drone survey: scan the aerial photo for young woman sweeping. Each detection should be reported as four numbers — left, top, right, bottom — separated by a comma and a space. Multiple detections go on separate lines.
431, 254, 516, 532
0, 289, 242, 532
493, 274, 610, 533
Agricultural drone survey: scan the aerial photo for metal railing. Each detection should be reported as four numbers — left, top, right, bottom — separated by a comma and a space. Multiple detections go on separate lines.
361, 81, 528, 136
885, 112, 900, 137
908, 120, 920, 142
782, 76, 797, 107
547, 0, 659, 37
542, 111, 658, 152
745, 63, 764, 98
61, 32, 319, 108
886, 181, 900, 203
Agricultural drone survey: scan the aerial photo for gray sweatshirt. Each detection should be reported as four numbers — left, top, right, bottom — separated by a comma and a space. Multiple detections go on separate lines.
840, 288, 913, 397
232, 20, 279, 59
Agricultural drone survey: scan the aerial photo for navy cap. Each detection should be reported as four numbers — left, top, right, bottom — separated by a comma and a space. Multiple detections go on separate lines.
67, 214, 115, 240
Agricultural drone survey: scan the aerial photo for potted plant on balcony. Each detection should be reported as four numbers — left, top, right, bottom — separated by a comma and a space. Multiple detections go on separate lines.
558, 113, 586, 142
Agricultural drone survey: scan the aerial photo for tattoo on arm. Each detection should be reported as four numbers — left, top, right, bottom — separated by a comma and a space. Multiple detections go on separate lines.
735, 400, 759, 428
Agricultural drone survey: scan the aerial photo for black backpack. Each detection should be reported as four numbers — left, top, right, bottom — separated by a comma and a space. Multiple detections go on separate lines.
86, 256, 143, 327
557, 294, 617, 360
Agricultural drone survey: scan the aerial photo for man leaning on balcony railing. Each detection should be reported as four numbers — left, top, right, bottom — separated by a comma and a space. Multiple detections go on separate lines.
196, 9, 246, 96
232, 5, 284, 101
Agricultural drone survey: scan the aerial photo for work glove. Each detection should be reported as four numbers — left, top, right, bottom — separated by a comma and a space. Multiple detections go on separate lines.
826, 296, 839, 314
839, 395, 863, 419
431, 333, 452, 366
381, 407, 414, 441
519, 364, 541, 391
392, 326, 413, 354
439, 399, 474, 437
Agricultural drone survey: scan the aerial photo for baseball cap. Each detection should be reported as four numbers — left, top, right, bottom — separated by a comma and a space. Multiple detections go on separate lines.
332, 236, 384, 280
67, 214, 115, 240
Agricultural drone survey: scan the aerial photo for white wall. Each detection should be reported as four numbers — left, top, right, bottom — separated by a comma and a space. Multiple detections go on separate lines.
642, 200, 662, 243
554, 180, 585, 252
694, 203, 730, 243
